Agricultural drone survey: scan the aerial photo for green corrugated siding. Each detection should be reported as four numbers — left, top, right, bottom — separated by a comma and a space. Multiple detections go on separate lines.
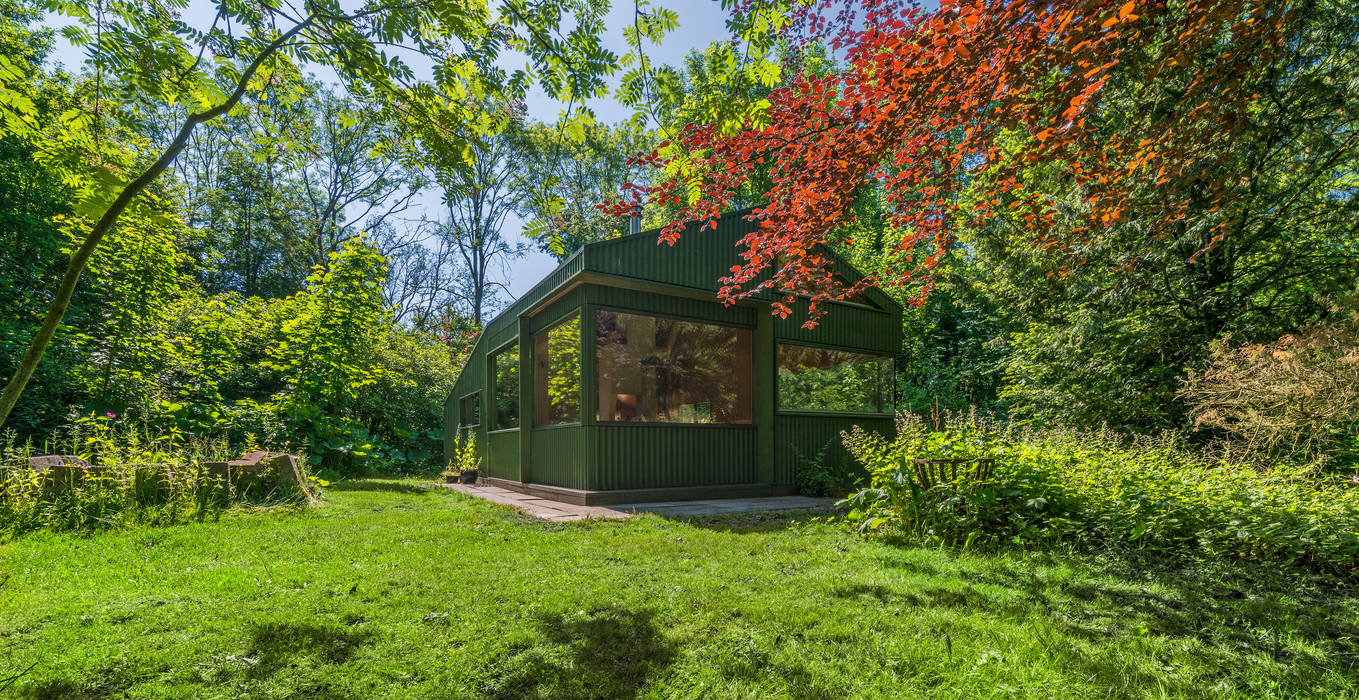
485, 430, 520, 481
590, 425, 757, 490
774, 414, 894, 486
583, 285, 755, 327
585, 218, 743, 292
774, 298, 900, 355
529, 427, 586, 489
527, 287, 586, 334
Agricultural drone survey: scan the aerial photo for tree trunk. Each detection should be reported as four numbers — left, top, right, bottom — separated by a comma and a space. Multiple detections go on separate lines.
0, 20, 311, 428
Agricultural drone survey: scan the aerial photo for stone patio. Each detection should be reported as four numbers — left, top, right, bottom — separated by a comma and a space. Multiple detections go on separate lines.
441, 483, 837, 522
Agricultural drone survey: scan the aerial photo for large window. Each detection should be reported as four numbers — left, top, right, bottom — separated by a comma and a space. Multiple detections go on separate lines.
534, 315, 581, 425
491, 343, 519, 429
778, 345, 893, 413
595, 310, 753, 424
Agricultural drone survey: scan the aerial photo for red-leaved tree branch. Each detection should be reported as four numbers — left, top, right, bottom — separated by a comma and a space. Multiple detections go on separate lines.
614, 0, 1299, 326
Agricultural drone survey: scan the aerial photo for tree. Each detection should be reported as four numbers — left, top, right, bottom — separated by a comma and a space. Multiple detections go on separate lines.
432, 123, 530, 324
294, 84, 425, 269
621, 0, 1339, 326
514, 120, 654, 259
0, 0, 631, 427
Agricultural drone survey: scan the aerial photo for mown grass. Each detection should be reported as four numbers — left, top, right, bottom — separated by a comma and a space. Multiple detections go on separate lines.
1, 479, 1357, 698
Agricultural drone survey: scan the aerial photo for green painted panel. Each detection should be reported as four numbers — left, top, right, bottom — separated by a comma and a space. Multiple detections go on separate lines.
774, 299, 901, 355
582, 285, 755, 327
527, 287, 585, 334
590, 425, 757, 490
485, 430, 520, 481
529, 427, 587, 489
774, 414, 895, 486
585, 217, 745, 292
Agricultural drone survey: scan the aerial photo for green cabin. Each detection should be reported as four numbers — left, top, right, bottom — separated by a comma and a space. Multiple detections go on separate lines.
444, 209, 901, 505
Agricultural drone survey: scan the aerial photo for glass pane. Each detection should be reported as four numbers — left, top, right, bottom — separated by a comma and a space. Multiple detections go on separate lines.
595, 310, 753, 424
492, 343, 519, 429
534, 315, 580, 425
778, 345, 892, 413
460, 392, 480, 426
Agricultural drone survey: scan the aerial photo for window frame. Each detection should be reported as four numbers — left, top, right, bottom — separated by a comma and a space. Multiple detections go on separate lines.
774, 341, 895, 416
533, 312, 583, 427
592, 306, 756, 426
489, 340, 520, 431
458, 390, 482, 427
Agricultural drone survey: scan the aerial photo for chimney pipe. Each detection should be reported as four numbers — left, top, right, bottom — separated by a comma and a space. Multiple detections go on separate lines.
629, 202, 641, 236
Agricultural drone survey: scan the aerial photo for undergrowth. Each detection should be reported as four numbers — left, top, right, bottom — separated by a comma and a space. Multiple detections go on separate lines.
841, 412, 1359, 572
0, 414, 320, 538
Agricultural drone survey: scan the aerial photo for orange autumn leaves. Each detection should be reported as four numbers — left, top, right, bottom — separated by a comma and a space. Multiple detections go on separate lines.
622, 0, 1296, 323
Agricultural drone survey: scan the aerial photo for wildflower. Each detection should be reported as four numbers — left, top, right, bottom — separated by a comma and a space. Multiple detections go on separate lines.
105, 412, 116, 419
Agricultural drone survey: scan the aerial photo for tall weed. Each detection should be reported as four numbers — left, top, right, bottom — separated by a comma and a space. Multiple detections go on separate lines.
0, 414, 319, 537
842, 412, 1359, 571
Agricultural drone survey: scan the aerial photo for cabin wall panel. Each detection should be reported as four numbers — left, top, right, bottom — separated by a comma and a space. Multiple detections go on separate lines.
591, 426, 757, 490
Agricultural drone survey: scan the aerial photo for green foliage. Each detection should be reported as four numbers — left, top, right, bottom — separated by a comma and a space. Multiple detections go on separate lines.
792, 440, 859, 497
513, 120, 655, 259
442, 432, 481, 480
0, 413, 316, 536
275, 236, 391, 412
842, 413, 1359, 571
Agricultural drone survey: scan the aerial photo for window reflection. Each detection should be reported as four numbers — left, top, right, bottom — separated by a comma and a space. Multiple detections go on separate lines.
595, 310, 753, 424
778, 345, 893, 413
492, 343, 519, 429
534, 315, 580, 425
459, 392, 480, 426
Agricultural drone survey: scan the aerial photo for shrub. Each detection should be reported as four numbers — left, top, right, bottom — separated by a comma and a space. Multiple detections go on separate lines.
1180, 318, 1359, 469
841, 412, 1359, 571
441, 432, 481, 482
0, 415, 320, 537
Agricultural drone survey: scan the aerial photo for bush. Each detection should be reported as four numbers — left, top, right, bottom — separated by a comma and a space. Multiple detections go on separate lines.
841, 412, 1359, 571
0, 415, 321, 537
793, 440, 862, 497
1181, 318, 1359, 469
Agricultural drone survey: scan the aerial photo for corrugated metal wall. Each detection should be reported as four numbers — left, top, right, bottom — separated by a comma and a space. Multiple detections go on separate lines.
773, 298, 901, 355
485, 431, 520, 481
774, 414, 895, 486
529, 427, 586, 489
590, 425, 757, 489
586, 219, 742, 292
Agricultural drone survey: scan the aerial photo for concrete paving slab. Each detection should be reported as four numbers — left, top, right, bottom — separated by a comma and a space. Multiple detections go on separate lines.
440, 482, 837, 521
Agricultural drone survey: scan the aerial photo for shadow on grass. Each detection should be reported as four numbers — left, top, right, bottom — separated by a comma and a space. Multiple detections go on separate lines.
672, 509, 833, 534
835, 550, 1359, 696
244, 621, 374, 677
325, 480, 435, 495
482, 606, 676, 699
25, 676, 133, 700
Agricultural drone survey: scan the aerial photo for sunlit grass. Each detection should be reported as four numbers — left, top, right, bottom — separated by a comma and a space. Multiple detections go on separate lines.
1, 479, 1356, 698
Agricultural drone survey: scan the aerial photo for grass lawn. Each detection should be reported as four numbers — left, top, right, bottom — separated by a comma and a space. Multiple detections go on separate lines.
2, 480, 1357, 699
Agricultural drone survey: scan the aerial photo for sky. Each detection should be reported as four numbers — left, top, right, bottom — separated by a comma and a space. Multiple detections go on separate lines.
42, 1, 734, 302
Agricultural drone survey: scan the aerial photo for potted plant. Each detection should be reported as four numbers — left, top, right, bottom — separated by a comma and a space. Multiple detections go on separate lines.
443, 434, 480, 485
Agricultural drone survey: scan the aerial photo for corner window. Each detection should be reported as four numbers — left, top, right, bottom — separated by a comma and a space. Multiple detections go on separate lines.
534, 314, 581, 425
778, 345, 893, 413
491, 343, 520, 429
459, 392, 481, 426
595, 309, 753, 424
